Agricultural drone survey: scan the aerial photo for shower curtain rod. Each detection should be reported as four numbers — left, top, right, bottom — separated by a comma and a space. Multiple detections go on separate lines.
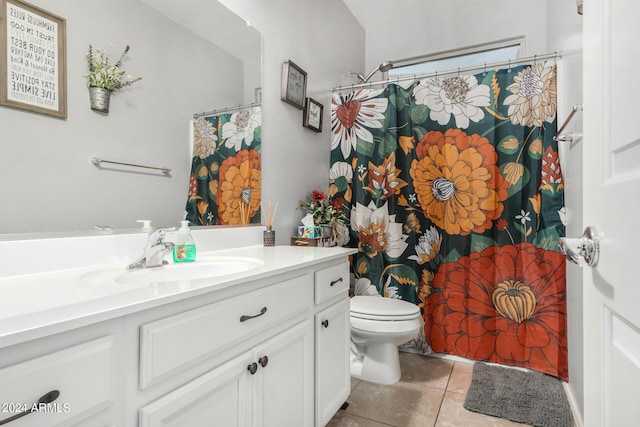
331, 51, 561, 92
193, 102, 260, 119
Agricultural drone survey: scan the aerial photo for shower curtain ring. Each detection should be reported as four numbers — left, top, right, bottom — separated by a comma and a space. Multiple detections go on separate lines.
457, 67, 460, 77
508, 59, 511, 73
483, 63, 487, 76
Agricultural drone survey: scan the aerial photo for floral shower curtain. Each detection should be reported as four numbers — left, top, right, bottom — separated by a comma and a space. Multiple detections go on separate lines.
329, 62, 568, 380
185, 106, 262, 225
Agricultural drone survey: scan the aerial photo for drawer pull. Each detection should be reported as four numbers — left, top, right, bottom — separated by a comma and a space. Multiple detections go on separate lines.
0, 389, 60, 425
259, 356, 269, 368
330, 277, 343, 287
247, 362, 258, 375
322, 319, 329, 328
240, 306, 267, 322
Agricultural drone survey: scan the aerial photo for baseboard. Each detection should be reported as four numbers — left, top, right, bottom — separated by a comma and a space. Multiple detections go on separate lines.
563, 381, 584, 427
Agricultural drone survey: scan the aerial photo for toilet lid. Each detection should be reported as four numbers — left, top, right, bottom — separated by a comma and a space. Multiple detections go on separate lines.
350, 296, 420, 320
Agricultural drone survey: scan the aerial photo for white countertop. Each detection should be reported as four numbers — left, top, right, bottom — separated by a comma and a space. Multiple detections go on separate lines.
0, 245, 356, 349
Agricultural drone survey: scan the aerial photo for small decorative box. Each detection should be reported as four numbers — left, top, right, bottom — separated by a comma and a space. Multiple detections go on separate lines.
297, 226, 322, 238
290, 236, 336, 247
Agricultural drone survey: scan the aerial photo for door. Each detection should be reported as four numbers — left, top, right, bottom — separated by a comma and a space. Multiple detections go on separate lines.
316, 298, 350, 427
252, 319, 314, 427
583, 1, 640, 426
138, 351, 253, 427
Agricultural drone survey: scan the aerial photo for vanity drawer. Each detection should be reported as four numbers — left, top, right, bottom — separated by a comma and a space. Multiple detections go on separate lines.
315, 262, 349, 304
0, 336, 117, 427
140, 274, 313, 389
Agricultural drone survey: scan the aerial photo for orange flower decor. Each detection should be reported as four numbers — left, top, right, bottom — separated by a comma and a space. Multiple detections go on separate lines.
410, 129, 509, 235
217, 150, 261, 225
424, 243, 568, 379
365, 152, 408, 199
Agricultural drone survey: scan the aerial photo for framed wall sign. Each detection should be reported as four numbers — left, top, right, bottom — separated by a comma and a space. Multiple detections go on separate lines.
281, 60, 306, 109
0, 0, 67, 118
303, 97, 323, 132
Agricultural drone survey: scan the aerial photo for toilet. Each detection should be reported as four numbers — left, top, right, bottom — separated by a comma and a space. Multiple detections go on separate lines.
349, 295, 422, 385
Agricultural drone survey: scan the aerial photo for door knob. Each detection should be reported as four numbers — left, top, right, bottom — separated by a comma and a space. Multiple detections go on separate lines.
558, 226, 599, 267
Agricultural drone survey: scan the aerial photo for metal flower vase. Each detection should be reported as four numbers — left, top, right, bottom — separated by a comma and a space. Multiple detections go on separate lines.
89, 86, 112, 113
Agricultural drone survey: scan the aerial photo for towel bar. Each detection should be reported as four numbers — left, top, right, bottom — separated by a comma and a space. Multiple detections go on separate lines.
91, 157, 171, 173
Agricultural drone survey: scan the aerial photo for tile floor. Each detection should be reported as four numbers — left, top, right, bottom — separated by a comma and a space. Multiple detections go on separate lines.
327, 352, 532, 427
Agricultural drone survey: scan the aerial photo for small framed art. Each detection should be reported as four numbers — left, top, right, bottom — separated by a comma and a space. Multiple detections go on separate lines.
303, 97, 323, 132
281, 60, 307, 109
0, 0, 67, 118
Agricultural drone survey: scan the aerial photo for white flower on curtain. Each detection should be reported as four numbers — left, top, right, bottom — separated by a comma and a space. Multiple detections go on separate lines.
413, 75, 490, 129
331, 88, 388, 159
222, 107, 261, 151
193, 117, 217, 158
354, 277, 381, 296
329, 161, 354, 181
503, 62, 557, 127
408, 226, 442, 264
350, 201, 408, 259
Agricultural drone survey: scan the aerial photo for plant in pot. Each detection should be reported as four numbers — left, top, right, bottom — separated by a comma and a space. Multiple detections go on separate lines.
86, 44, 141, 113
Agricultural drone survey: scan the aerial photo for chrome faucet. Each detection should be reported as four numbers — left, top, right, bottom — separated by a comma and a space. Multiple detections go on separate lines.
128, 228, 175, 270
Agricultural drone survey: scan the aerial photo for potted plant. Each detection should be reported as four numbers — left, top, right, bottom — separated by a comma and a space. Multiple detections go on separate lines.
300, 190, 347, 242
86, 44, 141, 113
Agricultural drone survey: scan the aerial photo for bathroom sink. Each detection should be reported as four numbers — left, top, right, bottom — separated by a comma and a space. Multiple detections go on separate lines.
82, 256, 264, 286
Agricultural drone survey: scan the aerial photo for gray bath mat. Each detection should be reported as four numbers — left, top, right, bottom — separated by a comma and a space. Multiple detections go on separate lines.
463, 362, 573, 427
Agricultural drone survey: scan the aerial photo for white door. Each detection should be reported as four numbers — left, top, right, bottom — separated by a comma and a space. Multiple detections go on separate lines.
253, 319, 314, 427
583, 1, 640, 426
138, 351, 253, 427
316, 298, 351, 427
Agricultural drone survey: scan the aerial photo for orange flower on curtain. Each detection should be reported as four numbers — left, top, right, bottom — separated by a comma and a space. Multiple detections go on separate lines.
217, 149, 262, 225
424, 243, 568, 380
410, 129, 510, 235
185, 107, 262, 225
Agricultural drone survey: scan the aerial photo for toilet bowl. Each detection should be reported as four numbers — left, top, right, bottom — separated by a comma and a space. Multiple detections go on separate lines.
350, 295, 422, 385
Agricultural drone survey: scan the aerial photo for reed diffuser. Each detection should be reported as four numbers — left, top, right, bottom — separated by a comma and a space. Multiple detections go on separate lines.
262, 200, 278, 246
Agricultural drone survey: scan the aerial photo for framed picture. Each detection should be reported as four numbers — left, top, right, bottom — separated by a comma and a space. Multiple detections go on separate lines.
303, 97, 323, 132
281, 60, 306, 109
0, 0, 67, 118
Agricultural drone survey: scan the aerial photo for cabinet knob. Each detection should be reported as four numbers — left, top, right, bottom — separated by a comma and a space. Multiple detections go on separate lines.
247, 362, 258, 375
322, 319, 329, 328
330, 277, 343, 287
0, 390, 59, 425
259, 355, 269, 367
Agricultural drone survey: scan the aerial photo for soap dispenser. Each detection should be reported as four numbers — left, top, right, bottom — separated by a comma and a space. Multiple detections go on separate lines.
173, 220, 196, 262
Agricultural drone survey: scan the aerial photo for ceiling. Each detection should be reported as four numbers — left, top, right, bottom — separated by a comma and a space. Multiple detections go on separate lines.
342, 0, 488, 31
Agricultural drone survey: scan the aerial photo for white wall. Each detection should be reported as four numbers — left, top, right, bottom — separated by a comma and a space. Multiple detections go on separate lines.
362, 0, 548, 72
546, 0, 584, 422
219, 0, 365, 243
0, 0, 245, 234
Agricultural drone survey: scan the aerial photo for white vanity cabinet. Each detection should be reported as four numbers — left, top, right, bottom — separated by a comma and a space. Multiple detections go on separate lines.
313, 262, 351, 427
139, 320, 313, 427
137, 271, 315, 427
136, 258, 350, 427
0, 246, 353, 427
0, 320, 125, 427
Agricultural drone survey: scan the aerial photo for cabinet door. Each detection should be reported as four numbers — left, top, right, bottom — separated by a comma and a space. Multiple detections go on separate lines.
316, 298, 350, 427
139, 351, 253, 427
253, 319, 314, 427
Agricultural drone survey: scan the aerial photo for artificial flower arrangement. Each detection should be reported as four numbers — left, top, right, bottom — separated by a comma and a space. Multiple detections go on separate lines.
86, 44, 141, 91
300, 190, 345, 226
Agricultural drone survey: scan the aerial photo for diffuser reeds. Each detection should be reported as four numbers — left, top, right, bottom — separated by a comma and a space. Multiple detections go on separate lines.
261, 200, 278, 231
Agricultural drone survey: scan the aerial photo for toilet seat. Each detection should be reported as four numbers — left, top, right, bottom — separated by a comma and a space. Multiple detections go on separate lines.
350, 296, 420, 321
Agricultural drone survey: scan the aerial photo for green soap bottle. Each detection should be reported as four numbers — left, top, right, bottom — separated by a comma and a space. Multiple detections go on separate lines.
173, 220, 196, 263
